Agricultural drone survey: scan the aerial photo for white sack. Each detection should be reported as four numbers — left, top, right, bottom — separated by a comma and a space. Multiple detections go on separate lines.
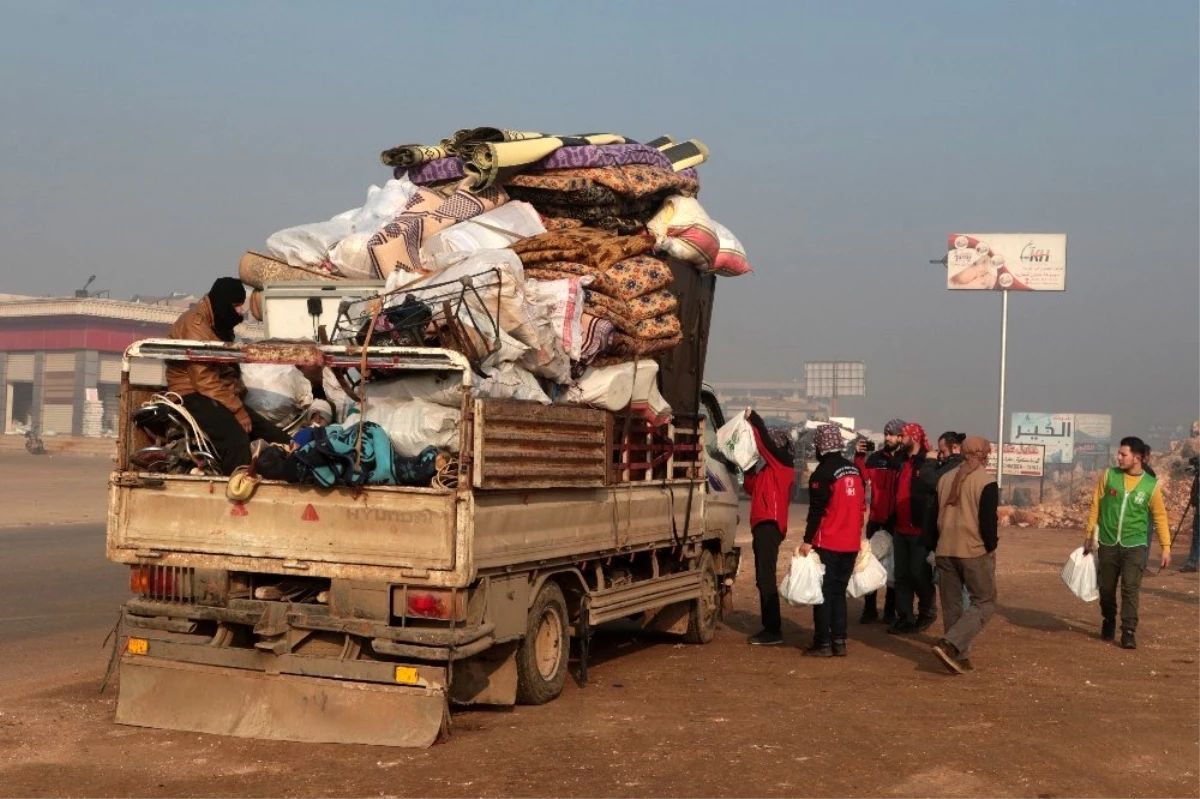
780, 551, 825, 606
241, 364, 313, 426
421, 201, 545, 267
848, 549, 889, 598
1061, 546, 1099, 602
345, 398, 460, 457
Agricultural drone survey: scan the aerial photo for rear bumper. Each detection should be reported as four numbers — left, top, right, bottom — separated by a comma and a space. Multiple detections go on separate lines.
125, 598, 494, 661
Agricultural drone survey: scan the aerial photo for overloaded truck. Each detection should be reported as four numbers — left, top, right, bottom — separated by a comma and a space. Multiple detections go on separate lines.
106, 260, 744, 747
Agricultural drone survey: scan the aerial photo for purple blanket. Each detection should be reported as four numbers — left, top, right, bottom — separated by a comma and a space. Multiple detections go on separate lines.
399, 143, 701, 185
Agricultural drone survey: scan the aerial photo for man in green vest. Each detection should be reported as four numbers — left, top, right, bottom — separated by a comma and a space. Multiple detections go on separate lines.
1083, 436, 1171, 650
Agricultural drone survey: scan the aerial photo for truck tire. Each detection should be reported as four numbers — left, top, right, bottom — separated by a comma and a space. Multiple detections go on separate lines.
683, 551, 719, 645
515, 580, 570, 705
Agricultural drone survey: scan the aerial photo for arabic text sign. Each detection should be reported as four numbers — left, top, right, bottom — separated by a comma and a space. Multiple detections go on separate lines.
986, 443, 1046, 477
946, 233, 1067, 291
1011, 412, 1074, 463
1074, 413, 1112, 445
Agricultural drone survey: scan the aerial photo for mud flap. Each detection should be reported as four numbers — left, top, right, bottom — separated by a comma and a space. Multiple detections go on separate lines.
116, 656, 448, 747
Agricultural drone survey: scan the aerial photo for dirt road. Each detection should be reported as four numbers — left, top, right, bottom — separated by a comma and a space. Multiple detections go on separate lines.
0, 457, 1196, 797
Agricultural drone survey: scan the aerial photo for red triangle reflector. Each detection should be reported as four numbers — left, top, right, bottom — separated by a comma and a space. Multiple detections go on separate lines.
301, 504, 319, 522
231, 501, 248, 517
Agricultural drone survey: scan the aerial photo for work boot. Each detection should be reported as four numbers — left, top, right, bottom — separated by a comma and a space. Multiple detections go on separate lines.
1101, 618, 1116, 641
748, 630, 783, 646
915, 614, 938, 632
859, 606, 879, 624
802, 641, 833, 658
887, 619, 918, 635
1121, 630, 1137, 650
932, 639, 966, 674
831, 639, 848, 657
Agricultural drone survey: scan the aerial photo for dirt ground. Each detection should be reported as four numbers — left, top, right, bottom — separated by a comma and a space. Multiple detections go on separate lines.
0, 454, 112, 528
0, 458, 1197, 798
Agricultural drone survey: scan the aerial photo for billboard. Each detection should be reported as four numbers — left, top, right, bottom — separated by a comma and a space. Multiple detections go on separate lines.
1011, 412, 1074, 464
946, 233, 1067, 291
986, 443, 1046, 477
1074, 413, 1112, 460
804, 361, 865, 398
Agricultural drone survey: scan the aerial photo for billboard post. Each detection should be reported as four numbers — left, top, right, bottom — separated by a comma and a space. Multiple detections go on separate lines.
998, 289, 1009, 489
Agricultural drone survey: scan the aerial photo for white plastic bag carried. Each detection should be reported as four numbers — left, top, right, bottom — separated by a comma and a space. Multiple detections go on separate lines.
1061, 546, 1100, 602
869, 530, 896, 588
780, 550, 825, 606
848, 539, 889, 598
715, 412, 761, 472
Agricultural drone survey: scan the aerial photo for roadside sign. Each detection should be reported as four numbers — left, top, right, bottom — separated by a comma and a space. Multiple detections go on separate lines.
986, 443, 1045, 477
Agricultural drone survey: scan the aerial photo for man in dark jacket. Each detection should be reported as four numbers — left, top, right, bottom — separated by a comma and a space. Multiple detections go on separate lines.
167, 277, 289, 474
743, 409, 796, 646
889, 422, 938, 634
800, 425, 866, 657
854, 417, 906, 623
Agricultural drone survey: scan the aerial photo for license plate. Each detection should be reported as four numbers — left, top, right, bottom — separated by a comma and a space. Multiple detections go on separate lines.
394, 666, 419, 685
127, 638, 148, 656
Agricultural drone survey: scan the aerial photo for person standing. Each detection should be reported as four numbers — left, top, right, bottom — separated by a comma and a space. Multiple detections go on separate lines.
167, 277, 290, 474
743, 409, 796, 646
854, 418, 906, 624
889, 422, 938, 634
1180, 456, 1199, 573
1084, 437, 1171, 649
925, 437, 999, 674
799, 425, 867, 657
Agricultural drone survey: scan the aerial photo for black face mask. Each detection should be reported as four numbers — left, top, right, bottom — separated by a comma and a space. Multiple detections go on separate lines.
207, 278, 246, 342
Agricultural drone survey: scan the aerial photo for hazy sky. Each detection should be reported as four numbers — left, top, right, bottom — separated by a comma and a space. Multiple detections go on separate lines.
1, 1, 1196, 438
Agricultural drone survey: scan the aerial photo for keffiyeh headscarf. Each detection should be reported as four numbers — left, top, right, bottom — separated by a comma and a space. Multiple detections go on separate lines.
947, 436, 991, 507
903, 422, 931, 453
814, 424, 844, 456
768, 428, 793, 457
884, 418, 906, 436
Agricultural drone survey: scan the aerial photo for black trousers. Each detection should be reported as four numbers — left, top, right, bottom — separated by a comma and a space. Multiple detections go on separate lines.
894, 533, 936, 623
812, 548, 856, 645
752, 522, 784, 635
862, 523, 896, 617
181, 393, 289, 475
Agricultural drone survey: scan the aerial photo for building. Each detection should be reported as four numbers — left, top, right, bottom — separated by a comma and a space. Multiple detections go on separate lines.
0, 295, 194, 437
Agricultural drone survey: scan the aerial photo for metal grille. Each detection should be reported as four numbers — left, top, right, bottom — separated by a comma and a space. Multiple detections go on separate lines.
139, 565, 195, 603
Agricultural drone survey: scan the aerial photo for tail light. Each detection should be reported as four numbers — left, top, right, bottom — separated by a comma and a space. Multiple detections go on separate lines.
129, 565, 193, 601
397, 588, 466, 622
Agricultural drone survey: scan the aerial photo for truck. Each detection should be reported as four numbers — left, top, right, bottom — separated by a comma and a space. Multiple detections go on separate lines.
106, 260, 744, 747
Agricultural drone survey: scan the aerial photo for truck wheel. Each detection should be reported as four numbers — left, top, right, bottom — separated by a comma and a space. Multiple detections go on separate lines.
515, 581, 569, 705
683, 551, 719, 645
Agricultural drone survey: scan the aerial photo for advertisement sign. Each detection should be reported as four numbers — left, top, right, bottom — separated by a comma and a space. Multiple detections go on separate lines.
946, 233, 1067, 291
986, 443, 1046, 477
1074, 413, 1112, 444
1011, 412, 1075, 464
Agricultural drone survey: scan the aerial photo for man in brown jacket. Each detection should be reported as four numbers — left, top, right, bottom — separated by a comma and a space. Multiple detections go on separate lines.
922, 436, 999, 674
167, 277, 288, 474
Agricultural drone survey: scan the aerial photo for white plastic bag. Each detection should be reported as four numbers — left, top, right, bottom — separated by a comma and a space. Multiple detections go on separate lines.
869, 530, 896, 588
780, 551, 825, 606
716, 413, 761, 472
241, 364, 313, 426
848, 546, 889, 598
1061, 546, 1099, 602
421, 201, 546, 266
345, 398, 460, 457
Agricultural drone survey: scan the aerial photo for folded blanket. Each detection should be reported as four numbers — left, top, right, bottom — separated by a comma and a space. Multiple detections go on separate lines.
398, 141, 707, 185
510, 228, 655, 274
367, 182, 507, 278
578, 312, 616, 366
238, 250, 342, 290
505, 165, 700, 199
595, 330, 684, 362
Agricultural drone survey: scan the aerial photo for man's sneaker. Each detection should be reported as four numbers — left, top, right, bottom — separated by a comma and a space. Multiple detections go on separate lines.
831, 639, 848, 657
748, 630, 783, 646
1101, 619, 1116, 641
915, 614, 938, 632
859, 607, 879, 624
932, 639, 966, 674
802, 642, 833, 658
1121, 630, 1137, 650
887, 620, 918, 635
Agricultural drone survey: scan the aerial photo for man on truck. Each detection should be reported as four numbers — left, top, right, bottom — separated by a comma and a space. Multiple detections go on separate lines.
167, 277, 289, 473
854, 418, 906, 624
744, 409, 796, 647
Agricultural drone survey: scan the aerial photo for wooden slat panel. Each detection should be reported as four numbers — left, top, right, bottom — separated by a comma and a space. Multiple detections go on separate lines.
473, 399, 610, 490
